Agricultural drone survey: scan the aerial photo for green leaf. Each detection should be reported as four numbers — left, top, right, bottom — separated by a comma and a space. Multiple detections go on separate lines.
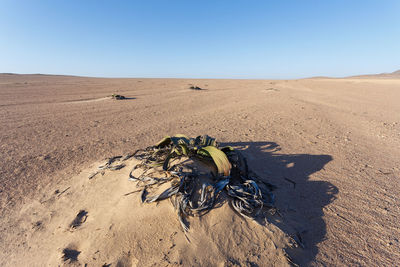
155, 134, 190, 148
221, 146, 235, 153
156, 136, 171, 147
179, 144, 189, 156
202, 135, 217, 147
194, 135, 217, 148
198, 146, 231, 176
170, 134, 190, 146
196, 149, 209, 157
163, 153, 174, 170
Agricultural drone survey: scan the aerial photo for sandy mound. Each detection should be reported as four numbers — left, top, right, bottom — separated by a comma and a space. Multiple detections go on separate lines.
2, 155, 296, 266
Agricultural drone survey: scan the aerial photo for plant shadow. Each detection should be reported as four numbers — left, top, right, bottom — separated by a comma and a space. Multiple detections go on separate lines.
222, 141, 338, 266
115, 97, 136, 100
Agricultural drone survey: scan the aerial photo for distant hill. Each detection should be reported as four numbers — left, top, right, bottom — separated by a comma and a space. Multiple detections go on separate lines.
0, 73, 79, 78
349, 69, 400, 78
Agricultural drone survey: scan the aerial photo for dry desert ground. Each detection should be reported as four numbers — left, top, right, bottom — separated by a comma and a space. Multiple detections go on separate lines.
0, 73, 399, 266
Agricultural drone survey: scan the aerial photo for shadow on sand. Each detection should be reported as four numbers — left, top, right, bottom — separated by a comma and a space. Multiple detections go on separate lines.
116, 97, 136, 100
222, 141, 338, 266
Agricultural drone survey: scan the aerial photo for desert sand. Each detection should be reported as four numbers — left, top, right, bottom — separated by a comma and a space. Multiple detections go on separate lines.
0, 73, 399, 266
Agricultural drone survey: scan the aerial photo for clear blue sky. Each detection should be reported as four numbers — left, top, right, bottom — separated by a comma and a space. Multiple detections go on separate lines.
1, 0, 399, 79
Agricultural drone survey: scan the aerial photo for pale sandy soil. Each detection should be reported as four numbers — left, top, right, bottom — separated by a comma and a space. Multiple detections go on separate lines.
0, 74, 399, 266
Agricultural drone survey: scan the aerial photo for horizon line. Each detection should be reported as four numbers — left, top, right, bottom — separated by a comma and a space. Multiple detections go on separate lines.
1, 69, 399, 80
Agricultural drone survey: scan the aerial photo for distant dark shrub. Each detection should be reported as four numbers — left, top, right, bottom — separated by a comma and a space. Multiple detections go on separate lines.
189, 85, 202, 90
111, 94, 126, 100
